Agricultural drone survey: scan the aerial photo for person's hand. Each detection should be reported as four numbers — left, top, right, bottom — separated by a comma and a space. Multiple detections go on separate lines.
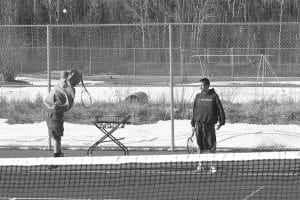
216, 124, 222, 130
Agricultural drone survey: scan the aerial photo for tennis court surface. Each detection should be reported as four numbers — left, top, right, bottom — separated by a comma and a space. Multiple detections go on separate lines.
0, 151, 299, 200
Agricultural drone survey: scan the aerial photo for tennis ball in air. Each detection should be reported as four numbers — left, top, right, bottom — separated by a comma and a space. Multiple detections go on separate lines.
62, 9, 67, 14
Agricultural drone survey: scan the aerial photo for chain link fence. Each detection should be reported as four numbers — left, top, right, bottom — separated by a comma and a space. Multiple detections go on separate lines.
0, 23, 300, 151
1, 23, 299, 77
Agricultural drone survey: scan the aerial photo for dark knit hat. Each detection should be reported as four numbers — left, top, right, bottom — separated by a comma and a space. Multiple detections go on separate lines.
68, 69, 82, 86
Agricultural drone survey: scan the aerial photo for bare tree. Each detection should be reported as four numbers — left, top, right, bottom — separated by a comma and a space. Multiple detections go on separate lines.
41, 0, 64, 24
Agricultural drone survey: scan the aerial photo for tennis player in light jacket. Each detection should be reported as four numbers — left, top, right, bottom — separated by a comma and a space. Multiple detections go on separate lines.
191, 78, 225, 172
44, 69, 81, 158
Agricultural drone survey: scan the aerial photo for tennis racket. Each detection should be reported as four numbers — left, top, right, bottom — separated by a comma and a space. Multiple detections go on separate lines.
187, 129, 198, 154
81, 79, 92, 108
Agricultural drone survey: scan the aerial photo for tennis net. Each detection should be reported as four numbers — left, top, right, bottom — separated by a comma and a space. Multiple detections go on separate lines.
0, 151, 299, 200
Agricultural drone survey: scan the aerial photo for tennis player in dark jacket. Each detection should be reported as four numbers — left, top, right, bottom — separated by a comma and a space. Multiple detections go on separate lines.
191, 78, 225, 173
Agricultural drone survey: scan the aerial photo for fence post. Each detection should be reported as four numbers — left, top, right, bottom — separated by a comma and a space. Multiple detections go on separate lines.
89, 26, 92, 75
169, 24, 175, 151
230, 48, 234, 77
179, 24, 184, 80
133, 48, 136, 76
47, 25, 52, 150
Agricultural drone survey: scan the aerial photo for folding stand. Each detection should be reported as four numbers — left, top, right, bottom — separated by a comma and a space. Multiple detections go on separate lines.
87, 115, 132, 156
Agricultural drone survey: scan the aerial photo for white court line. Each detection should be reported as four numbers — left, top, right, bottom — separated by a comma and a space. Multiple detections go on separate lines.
2, 185, 298, 200
29, 170, 299, 176
242, 186, 264, 200
0, 198, 122, 200
1, 198, 91, 200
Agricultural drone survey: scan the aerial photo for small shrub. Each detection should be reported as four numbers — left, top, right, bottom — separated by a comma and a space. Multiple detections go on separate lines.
150, 107, 170, 121
0, 96, 9, 117
1, 60, 18, 82
135, 108, 151, 122
2, 69, 15, 82
88, 103, 111, 117
288, 111, 300, 121
65, 110, 85, 122
7, 112, 34, 124
34, 93, 45, 106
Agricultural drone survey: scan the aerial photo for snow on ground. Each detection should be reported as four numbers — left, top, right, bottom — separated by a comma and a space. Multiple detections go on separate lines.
1, 77, 300, 104
1, 119, 299, 150
15, 77, 106, 86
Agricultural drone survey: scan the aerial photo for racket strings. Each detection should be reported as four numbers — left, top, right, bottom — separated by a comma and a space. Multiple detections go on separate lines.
81, 80, 92, 108
187, 135, 198, 154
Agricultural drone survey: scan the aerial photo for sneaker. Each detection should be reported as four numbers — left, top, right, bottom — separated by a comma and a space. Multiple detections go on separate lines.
48, 152, 64, 170
54, 152, 65, 157
48, 165, 59, 170
208, 166, 217, 174
195, 163, 205, 173
196, 165, 203, 171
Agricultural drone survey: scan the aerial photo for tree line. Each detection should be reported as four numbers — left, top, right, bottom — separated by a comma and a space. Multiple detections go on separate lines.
1, 0, 300, 25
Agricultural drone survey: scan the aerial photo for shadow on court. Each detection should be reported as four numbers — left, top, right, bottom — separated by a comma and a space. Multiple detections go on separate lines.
0, 148, 187, 158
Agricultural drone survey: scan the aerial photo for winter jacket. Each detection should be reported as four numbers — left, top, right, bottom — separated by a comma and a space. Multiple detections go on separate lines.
44, 79, 76, 114
191, 88, 225, 127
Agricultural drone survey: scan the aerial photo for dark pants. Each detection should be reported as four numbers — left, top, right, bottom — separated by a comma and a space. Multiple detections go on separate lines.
45, 111, 64, 142
195, 122, 216, 152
